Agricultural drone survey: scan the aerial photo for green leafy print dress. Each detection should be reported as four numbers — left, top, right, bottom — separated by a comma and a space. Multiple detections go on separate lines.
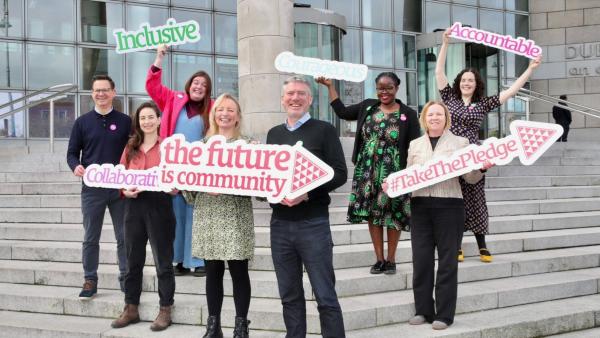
348, 109, 411, 231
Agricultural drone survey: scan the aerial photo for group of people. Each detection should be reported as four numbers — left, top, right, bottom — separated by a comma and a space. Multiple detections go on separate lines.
66, 25, 542, 337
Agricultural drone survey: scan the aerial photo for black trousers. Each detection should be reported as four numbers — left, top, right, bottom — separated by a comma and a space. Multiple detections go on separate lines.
123, 191, 176, 306
410, 197, 464, 325
205, 260, 251, 318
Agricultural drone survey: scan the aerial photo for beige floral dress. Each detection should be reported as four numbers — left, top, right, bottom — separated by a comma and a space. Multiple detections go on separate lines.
182, 137, 255, 261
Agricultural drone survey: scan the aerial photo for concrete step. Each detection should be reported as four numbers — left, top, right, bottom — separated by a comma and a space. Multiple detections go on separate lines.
2, 227, 600, 270
1, 245, 598, 300
485, 174, 600, 188
0, 267, 598, 332
547, 327, 600, 337
490, 165, 600, 177
0, 161, 71, 173
346, 294, 600, 338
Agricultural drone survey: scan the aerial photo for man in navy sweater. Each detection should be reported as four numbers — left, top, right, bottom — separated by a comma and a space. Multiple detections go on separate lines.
67, 75, 131, 299
267, 76, 348, 337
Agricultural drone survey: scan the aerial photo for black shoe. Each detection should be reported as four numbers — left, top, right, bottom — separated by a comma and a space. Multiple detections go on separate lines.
233, 317, 251, 338
370, 260, 386, 274
383, 261, 396, 275
174, 263, 190, 276
203, 315, 223, 338
78, 280, 97, 300
193, 266, 206, 277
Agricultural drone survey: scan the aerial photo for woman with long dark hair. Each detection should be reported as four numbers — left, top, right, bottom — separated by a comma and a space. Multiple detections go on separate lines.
146, 44, 213, 276
317, 73, 420, 275
111, 101, 177, 331
436, 28, 541, 263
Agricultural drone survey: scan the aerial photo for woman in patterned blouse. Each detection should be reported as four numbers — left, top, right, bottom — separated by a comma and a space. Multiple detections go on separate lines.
435, 27, 541, 263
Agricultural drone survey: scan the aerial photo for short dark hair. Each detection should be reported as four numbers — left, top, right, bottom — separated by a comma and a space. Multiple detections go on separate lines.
559, 94, 567, 100
375, 72, 401, 87
91, 74, 115, 89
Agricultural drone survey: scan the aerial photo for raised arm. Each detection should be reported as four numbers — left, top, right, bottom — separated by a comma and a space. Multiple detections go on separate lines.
315, 77, 339, 102
145, 45, 173, 110
499, 55, 541, 104
435, 28, 451, 90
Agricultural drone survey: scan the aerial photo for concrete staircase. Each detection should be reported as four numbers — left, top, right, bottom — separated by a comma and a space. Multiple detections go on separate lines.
1, 139, 600, 337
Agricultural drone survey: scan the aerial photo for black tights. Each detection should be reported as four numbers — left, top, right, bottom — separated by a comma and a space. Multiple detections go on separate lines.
475, 234, 487, 250
205, 259, 251, 318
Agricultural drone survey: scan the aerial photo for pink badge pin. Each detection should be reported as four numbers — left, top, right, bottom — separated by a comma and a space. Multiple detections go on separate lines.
400, 114, 407, 121
110, 124, 117, 131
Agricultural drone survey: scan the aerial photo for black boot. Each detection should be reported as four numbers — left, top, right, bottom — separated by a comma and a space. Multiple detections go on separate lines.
233, 317, 250, 338
203, 315, 223, 338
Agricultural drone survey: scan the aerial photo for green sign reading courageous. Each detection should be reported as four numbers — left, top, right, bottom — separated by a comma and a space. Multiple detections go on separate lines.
113, 18, 200, 54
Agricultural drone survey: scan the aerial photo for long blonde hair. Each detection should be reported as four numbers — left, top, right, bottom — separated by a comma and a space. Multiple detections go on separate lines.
205, 93, 242, 139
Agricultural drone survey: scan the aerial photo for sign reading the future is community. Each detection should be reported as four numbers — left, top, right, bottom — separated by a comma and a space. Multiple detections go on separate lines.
83, 135, 334, 203
113, 19, 200, 54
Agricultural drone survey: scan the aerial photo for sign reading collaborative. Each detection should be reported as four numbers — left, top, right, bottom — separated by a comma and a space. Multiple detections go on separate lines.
113, 18, 200, 54
83, 135, 335, 204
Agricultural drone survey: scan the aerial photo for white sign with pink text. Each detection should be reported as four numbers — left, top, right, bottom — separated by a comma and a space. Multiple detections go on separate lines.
385, 120, 563, 198
83, 135, 334, 203
448, 22, 542, 60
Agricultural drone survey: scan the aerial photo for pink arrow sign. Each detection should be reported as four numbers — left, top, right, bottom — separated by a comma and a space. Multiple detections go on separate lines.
385, 120, 563, 198
83, 135, 334, 203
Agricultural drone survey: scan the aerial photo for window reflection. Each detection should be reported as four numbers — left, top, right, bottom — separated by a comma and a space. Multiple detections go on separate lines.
80, 0, 123, 44
480, 10, 504, 34
0, 42, 23, 88
126, 4, 168, 30
363, 30, 393, 67
362, 0, 392, 30
395, 34, 416, 69
80, 48, 123, 90
1, 0, 23, 37
27, 44, 75, 89
329, 0, 359, 26
342, 28, 360, 63
394, 0, 421, 32
171, 0, 211, 9
28, 94, 76, 138
216, 57, 238, 97
214, 0, 237, 13
27, 0, 74, 41
172, 10, 212, 52
0, 91, 24, 138
425, 1, 450, 33
452, 5, 477, 28
127, 51, 169, 94
215, 14, 237, 54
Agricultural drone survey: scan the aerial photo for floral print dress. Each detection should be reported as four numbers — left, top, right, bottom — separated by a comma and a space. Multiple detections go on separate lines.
348, 108, 411, 231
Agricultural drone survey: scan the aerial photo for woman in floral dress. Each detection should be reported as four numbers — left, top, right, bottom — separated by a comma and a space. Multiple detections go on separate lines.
317, 73, 420, 274
435, 27, 541, 263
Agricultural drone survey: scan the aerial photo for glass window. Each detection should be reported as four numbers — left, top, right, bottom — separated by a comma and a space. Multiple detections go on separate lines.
362, 0, 392, 30
295, 23, 319, 58
394, 0, 422, 32
27, 44, 75, 89
321, 25, 342, 60
215, 57, 238, 97
453, 0, 477, 5
328, 0, 359, 26
425, 1, 450, 33
28, 94, 76, 138
0, 42, 23, 88
480, 10, 504, 34
395, 34, 416, 69
452, 5, 477, 28
172, 10, 212, 53
81, 94, 124, 116
505, 13, 529, 78
27, 0, 74, 41
214, 0, 237, 13
1, 0, 23, 37
396, 71, 417, 106
126, 4, 168, 31
171, 0, 211, 9
295, 0, 326, 8
125, 0, 168, 4
172, 54, 213, 94
506, 0, 528, 11
480, 0, 504, 9
342, 28, 360, 63
80, 0, 123, 44
80, 48, 124, 90
363, 30, 393, 68
215, 14, 237, 54
127, 96, 151, 117
0, 91, 24, 138
127, 50, 169, 94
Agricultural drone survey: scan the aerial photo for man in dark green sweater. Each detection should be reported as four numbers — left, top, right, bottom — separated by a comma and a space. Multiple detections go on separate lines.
267, 76, 348, 337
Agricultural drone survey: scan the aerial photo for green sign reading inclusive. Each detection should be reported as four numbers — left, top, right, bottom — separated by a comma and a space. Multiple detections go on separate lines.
113, 18, 201, 54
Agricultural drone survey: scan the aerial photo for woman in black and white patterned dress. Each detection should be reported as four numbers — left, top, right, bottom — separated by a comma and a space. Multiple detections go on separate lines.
435, 27, 541, 263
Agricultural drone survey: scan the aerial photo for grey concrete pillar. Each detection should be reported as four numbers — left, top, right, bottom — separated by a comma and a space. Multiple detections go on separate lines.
237, 0, 294, 139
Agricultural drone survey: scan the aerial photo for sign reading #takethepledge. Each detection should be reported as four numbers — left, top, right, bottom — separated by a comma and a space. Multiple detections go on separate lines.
83, 135, 334, 203
113, 18, 200, 54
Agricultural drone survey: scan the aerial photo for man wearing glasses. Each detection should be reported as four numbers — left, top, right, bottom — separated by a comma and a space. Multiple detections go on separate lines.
67, 75, 132, 300
266, 76, 348, 337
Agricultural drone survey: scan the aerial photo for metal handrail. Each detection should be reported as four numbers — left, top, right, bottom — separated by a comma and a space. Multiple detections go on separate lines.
502, 86, 600, 120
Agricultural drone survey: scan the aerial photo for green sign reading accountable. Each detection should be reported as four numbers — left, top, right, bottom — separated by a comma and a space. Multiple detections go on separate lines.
113, 18, 201, 54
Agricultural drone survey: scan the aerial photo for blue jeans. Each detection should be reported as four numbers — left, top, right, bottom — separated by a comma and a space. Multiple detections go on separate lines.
270, 216, 345, 338
172, 194, 204, 268
81, 185, 126, 283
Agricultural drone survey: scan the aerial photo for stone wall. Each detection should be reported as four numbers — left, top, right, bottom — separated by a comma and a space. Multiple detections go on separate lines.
529, 0, 600, 141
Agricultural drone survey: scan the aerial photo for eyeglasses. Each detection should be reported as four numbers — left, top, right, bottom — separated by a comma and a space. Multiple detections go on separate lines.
93, 88, 113, 94
376, 86, 396, 93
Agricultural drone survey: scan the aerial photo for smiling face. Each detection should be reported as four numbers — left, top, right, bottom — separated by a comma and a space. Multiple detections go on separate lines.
91, 79, 116, 110
138, 107, 160, 136
425, 103, 447, 135
188, 75, 208, 102
459, 71, 477, 97
214, 98, 240, 132
375, 76, 398, 105
281, 81, 313, 121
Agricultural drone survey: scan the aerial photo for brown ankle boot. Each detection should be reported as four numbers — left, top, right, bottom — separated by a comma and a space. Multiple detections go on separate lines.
111, 304, 140, 328
150, 305, 172, 331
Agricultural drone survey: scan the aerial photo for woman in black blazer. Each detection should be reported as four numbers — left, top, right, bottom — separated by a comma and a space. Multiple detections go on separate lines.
317, 73, 420, 274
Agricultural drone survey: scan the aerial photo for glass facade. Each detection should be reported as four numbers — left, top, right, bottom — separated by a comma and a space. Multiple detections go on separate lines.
0, 0, 528, 139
